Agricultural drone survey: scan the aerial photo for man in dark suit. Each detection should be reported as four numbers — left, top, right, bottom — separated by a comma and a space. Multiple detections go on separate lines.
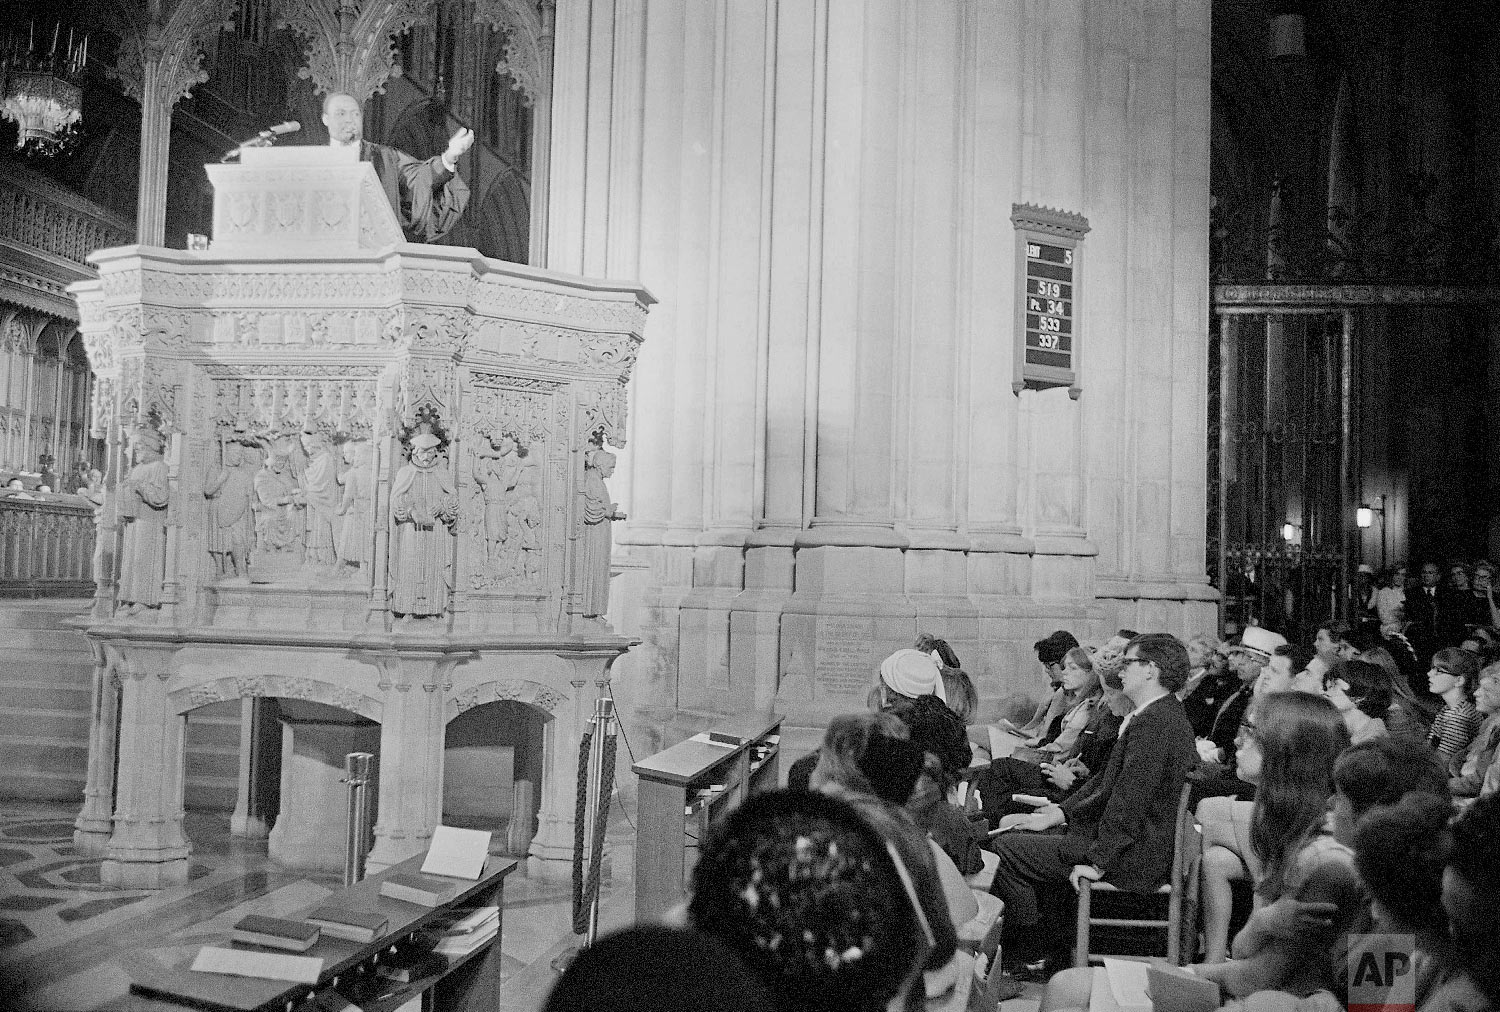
987, 632, 1198, 968
322, 92, 473, 242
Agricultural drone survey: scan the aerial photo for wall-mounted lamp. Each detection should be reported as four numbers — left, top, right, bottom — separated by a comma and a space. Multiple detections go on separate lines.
1357, 494, 1387, 570
1281, 521, 1301, 545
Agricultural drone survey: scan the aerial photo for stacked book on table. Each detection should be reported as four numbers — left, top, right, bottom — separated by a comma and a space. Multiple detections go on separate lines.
429, 905, 500, 959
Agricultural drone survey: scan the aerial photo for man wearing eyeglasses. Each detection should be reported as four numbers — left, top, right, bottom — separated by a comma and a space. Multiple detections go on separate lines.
987, 632, 1197, 973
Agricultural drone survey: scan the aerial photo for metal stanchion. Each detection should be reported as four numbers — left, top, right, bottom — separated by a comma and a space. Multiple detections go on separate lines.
581, 697, 617, 946
552, 696, 619, 971
341, 751, 375, 888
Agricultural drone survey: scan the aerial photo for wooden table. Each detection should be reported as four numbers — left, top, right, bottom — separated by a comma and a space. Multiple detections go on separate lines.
123, 855, 517, 1012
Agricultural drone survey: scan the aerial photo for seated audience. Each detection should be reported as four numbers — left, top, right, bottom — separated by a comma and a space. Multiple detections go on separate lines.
886, 693, 986, 875
1254, 642, 1318, 697
1431, 793, 1500, 1011
995, 630, 1079, 738
688, 789, 944, 1012
1350, 792, 1456, 1011
974, 649, 1128, 829
1449, 661, 1500, 798
1329, 736, 1448, 844
1427, 647, 1483, 763
1352, 639, 1432, 742
1197, 627, 1285, 770
787, 647, 947, 790
1181, 634, 1236, 737
987, 633, 1196, 972
1322, 659, 1393, 744
1191, 694, 1360, 1001
543, 923, 778, 1012
1016, 646, 1103, 758
807, 711, 973, 1006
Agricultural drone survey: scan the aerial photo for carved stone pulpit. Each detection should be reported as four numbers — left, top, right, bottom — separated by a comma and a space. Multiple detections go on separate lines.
68, 154, 652, 887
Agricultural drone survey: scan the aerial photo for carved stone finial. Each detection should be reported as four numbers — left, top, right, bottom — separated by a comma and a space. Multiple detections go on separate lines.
112, 1, 239, 107
279, 0, 441, 102
473, 0, 545, 107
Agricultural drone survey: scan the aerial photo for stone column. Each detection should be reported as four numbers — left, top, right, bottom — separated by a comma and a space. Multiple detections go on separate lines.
103, 645, 190, 887
229, 697, 273, 839
73, 639, 119, 854
364, 650, 466, 872
116, 5, 233, 247
527, 660, 604, 875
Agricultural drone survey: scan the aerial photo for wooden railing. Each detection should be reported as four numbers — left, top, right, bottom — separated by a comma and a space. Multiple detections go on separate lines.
0, 165, 133, 266
0, 494, 96, 597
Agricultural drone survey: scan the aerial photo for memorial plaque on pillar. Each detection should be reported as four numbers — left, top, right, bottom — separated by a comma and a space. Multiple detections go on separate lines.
1011, 204, 1090, 398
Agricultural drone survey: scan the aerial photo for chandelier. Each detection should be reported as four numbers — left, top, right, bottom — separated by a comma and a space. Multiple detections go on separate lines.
0, 25, 87, 152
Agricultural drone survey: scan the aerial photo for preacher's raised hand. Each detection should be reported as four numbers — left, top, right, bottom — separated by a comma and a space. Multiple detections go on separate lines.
444, 127, 476, 168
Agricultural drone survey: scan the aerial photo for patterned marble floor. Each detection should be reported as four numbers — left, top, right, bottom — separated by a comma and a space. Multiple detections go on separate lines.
0, 801, 637, 1012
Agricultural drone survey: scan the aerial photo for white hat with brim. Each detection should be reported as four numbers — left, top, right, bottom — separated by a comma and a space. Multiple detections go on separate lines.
1233, 625, 1287, 660
879, 648, 947, 704
410, 433, 440, 450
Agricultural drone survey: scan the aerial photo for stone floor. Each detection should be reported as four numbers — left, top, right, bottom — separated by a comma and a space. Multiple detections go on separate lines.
0, 799, 1043, 1012
0, 800, 638, 1012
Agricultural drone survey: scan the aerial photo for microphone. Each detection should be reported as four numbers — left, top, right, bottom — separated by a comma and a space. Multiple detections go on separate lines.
220, 121, 302, 161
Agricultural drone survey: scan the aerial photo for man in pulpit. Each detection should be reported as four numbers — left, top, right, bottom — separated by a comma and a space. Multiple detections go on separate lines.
322, 91, 474, 243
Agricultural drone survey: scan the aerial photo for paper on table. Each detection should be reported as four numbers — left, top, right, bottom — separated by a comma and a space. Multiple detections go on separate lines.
988, 726, 1021, 759
1102, 958, 1152, 1012
190, 946, 323, 984
687, 732, 737, 748
421, 825, 492, 880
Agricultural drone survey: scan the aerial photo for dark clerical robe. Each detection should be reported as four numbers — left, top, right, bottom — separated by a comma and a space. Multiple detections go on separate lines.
361, 141, 470, 243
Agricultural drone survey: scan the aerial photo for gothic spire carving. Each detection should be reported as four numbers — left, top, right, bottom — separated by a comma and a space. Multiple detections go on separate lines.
473, 0, 548, 108
112, 0, 239, 107
278, 0, 439, 101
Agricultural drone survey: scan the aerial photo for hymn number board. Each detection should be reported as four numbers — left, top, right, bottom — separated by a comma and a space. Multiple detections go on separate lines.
1011, 204, 1090, 397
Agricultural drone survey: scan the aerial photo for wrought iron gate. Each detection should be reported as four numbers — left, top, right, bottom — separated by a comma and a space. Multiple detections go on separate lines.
1210, 307, 1352, 640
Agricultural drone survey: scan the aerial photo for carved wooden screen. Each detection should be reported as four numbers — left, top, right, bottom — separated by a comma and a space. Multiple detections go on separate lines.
1211, 308, 1352, 640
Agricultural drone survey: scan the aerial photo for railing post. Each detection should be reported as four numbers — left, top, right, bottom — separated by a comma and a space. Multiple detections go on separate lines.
341, 751, 375, 887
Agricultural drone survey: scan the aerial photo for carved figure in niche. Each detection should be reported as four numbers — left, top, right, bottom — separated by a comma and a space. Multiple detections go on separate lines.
336, 439, 374, 576
116, 425, 170, 615
252, 438, 305, 561
471, 428, 530, 576
390, 428, 459, 619
299, 430, 340, 569
579, 446, 626, 618
203, 436, 258, 578
509, 489, 542, 582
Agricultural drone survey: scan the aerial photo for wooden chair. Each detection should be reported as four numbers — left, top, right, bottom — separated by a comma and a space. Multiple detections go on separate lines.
1072, 782, 1200, 967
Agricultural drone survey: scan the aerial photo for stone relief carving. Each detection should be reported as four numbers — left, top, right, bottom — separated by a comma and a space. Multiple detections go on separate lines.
336, 440, 375, 577
237, 676, 268, 697
389, 421, 458, 619
116, 425, 170, 617
251, 437, 306, 580
397, 358, 453, 426
576, 382, 628, 448
280, 678, 317, 700
331, 687, 364, 714
578, 446, 625, 618
473, 0, 544, 107
212, 372, 381, 437
469, 426, 542, 588
300, 430, 341, 570
278, 0, 439, 102
189, 684, 226, 708
203, 435, 259, 578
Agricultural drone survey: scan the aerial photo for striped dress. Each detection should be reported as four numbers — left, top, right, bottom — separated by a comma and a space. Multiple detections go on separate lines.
1428, 699, 1484, 762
